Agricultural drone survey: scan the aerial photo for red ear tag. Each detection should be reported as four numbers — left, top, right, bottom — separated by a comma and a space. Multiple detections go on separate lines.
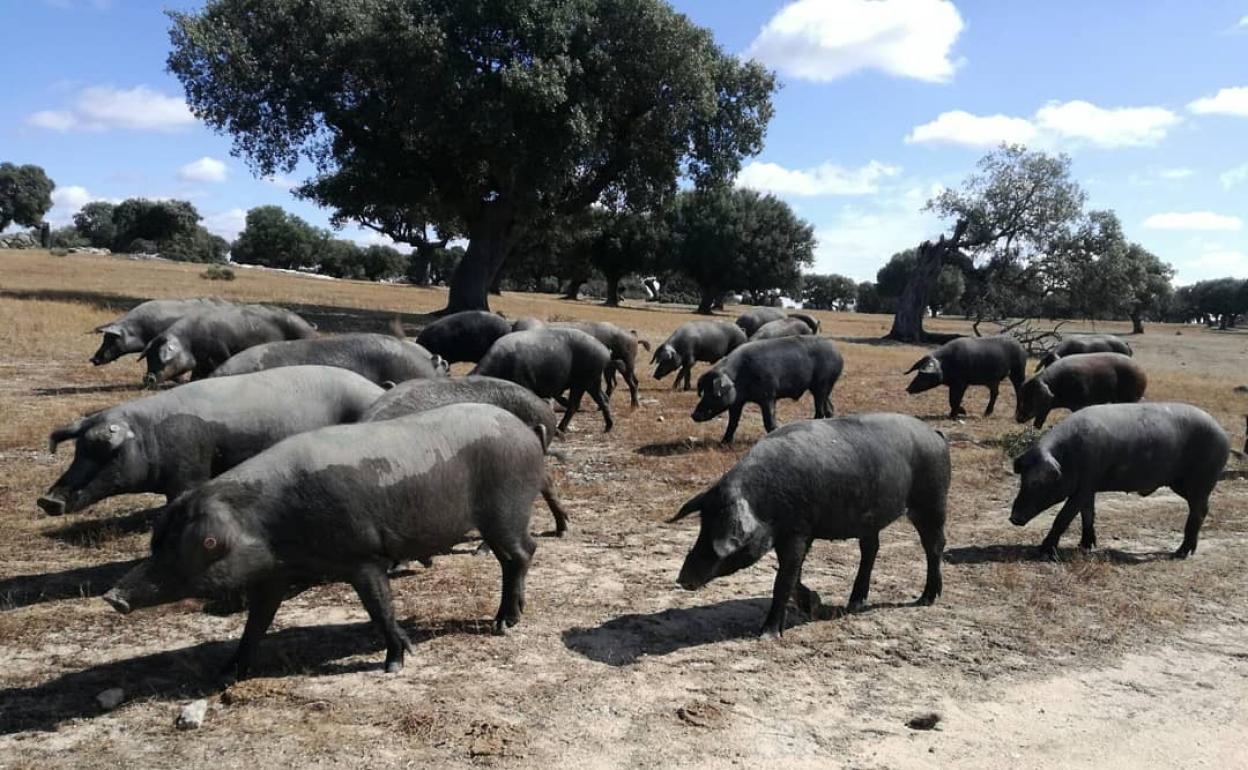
203, 536, 218, 550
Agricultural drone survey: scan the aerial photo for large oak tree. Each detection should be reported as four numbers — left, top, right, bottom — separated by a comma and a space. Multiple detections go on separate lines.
168, 0, 774, 312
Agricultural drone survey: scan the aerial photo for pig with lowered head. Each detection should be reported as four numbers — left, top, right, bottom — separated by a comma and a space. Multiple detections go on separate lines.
103, 404, 546, 679
416, 310, 513, 364
362, 375, 571, 536
652, 321, 747, 391
38, 366, 382, 515
1010, 402, 1229, 559
471, 327, 614, 432
1015, 352, 1146, 428
734, 307, 786, 338
905, 335, 1026, 418
1035, 334, 1131, 371
210, 333, 447, 386
90, 297, 231, 366
141, 305, 317, 385
693, 336, 844, 443
672, 413, 950, 636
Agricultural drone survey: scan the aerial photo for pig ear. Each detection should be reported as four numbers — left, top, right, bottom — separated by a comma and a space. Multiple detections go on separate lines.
158, 338, 181, 363
904, 356, 930, 374
712, 498, 760, 559
711, 375, 725, 398
1039, 454, 1062, 482
48, 417, 90, 454
668, 487, 711, 523
94, 323, 121, 336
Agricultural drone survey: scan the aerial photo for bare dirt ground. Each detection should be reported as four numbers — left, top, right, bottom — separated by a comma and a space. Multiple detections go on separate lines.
2, 249, 1247, 768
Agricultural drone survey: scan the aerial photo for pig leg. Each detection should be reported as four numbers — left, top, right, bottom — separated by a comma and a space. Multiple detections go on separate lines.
489, 532, 537, 634
984, 382, 999, 416
1038, 495, 1084, 560
760, 399, 778, 433
721, 403, 744, 443
1174, 494, 1209, 559
557, 387, 587, 432
224, 579, 287, 681
624, 362, 641, 408
793, 562, 821, 619
910, 508, 946, 606
604, 363, 617, 398
948, 383, 968, 418
349, 564, 412, 673
587, 383, 614, 432
1078, 498, 1098, 551
760, 535, 811, 638
812, 387, 828, 419
847, 533, 880, 612
542, 474, 570, 537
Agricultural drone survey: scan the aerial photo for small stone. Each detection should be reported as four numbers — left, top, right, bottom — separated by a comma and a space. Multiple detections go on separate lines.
906, 712, 941, 731
96, 688, 125, 710
176, 699, 209, 730
656, 415, 665, 422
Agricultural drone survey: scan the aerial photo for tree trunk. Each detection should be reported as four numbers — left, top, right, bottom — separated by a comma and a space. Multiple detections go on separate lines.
888, 219, 969, 343
1130, 309, 1144, 334
696, 287, 719, 315
445, 209, 514, 313
408, 245, 433, 287
562, 278, 585, 300
604, 274, 621, 307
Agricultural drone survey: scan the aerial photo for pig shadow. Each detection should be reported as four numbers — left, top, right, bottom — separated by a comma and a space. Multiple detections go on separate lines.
0, 616, 493, 735
944, 544, 1173, 565
42, 506, 166, 547
0, 558, 144, 610
635, 437, 749, 457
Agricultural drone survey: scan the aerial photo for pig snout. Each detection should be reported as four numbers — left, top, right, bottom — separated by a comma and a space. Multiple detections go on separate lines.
102, 588, 132, 614
676, 563, 709, 591
1008, 501, 1034, 527
142, 372, 160, 388
36, 493, 67, 516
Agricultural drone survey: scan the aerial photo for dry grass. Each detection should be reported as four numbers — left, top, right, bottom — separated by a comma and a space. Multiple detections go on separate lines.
2, 248, 1248, 767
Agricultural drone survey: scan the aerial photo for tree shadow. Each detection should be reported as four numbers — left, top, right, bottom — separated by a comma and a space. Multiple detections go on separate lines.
943, 544, 1173, 565
0, 558, 144, 610
41, 506, 166, 547
33, 383, 146, 397
0, 616, 494, 735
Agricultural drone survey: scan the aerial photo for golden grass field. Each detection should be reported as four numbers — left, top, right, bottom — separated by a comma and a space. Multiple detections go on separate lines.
2, 247, 1248, 768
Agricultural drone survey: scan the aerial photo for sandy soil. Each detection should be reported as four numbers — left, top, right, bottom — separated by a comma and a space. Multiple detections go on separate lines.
2, 249, 1247, 768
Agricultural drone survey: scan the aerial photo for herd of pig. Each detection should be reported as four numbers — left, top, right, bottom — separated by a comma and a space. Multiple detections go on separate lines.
34, 298, 1231, 680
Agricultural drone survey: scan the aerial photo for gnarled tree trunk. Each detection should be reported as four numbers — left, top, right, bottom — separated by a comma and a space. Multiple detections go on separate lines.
603, 273, 622, 307
887, 219, 969, 343
444, 207, 515, 313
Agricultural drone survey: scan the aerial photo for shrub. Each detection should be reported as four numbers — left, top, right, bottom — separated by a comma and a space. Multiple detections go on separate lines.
200, 264, 236, 281
998, 427, 1047, 460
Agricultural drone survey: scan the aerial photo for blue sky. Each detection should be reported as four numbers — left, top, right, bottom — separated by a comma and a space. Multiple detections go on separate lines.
2, 0, 1246, 284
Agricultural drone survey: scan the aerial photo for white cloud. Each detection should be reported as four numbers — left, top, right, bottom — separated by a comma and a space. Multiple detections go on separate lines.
178, 157, 228, 184
736, 160, 900, 196
908, 100, 1180, 149
905, 110, 1037, 148
745, 0, 964, 83
1143, 212, 1243, 231
262, 174, 298, 190
203, 208, 247, 241
1157, 167, 1195, 180
1190, 250, 1248, 278
46, 185, 95, 225
1033, 100, 1180, 148
1221, 163, 1248, 189
1189, 87, 1248, 117
25, 110, 76, 132
1240, 15, 1248, 29
811, 185, 946, 281
24, 85, 194, 133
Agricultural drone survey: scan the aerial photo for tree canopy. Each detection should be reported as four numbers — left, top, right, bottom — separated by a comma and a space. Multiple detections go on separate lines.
0, 163, 55, 231
230, 205, 321, 269
801, 273, 858, 311
591, 209, 664, 306
168, 0, 775, 312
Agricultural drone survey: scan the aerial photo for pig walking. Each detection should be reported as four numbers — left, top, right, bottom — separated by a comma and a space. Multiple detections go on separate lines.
1010, 402, 1229, 559
104, 404, 545, 679
671, 414, 950, 637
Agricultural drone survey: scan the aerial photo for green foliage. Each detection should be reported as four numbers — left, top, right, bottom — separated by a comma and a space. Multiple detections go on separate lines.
231, 205, 320, 269
112, 198, 202, 251
591, 210, 665, 305
73, 201, 118, 248
0, 162, 55, 230
356, 245, 407, 281
162, 226, 230, 263
200, 264, 236, 281
167, 0, 775, 311
1172, 278, 1248, 328
802, 273, 858, 311
876, 248, 965, 315
665, 187, 814, 313
856, 281, 884, 314
998, 426, 1047, 460
49, 226, 89, 249
428, 245, 463, 286
127, 238, 159, 254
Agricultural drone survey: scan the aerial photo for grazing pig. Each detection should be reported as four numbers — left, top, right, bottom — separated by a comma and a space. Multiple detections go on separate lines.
693, 336, 844, 443
554, 322, 650, 407
652, 321, 747, 391
416, 311, 513, 363
37, 366, 382, 516
471, 328, 614, 432
90, 297, 231, 366
750, 317, 814, 341
905, 335, 1026, 418
362, 375, 570, 535
1010, 402, 1229, 559
103, 404, 544, 678
787, 313, 822, 334
735, 307, 787, 337
1015, 353, 1146, 428
140, 305, 317, 385
671, 413, 950, 636
210, 333, 446, 386
1036, 334, 1132, 371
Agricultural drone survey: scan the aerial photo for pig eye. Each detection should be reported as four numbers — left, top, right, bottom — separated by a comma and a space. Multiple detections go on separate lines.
203, 536, 218, 550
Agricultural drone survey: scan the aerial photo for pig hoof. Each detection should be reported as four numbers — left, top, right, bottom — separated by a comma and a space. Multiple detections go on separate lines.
1079, 539, 1097, 551
847, 600, 867, 614
1037, 545, 1061, 562
795, 590, 821, 617
384, 660, 403, 674
1172, 546, 1193, 560
915, 593, 939, 607
758, 627, 782, 641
